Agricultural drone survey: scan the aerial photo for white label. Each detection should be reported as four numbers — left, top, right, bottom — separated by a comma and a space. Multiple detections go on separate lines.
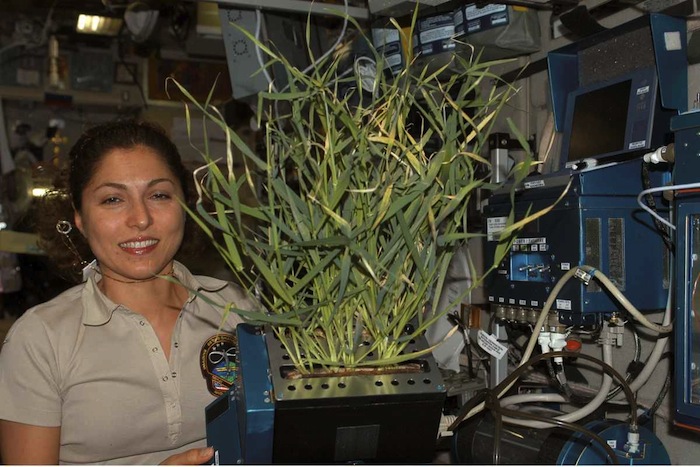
477, 329, 508, 359
465, 3, 507, 20
607, 440, 617, 449
514, 237, 546, 245
519, 299, 526, 305
664, 31, 682, 51
636, 85, 650, 95
530, 300, 539, 307
419, 25, 455, 44
487, 216, 508, 241
556, 299, 572, 310
629, 140, 647, 149
372, 28, 400, 46
561, 262, 570, 270
524, 179, 545, 189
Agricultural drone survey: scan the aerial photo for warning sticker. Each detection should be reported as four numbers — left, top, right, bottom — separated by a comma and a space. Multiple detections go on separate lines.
487, 217, 508, 241
477, 330, 508, 359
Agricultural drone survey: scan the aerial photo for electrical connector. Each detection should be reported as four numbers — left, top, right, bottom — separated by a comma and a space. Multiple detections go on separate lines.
624, 430, 641, 454
642, 144, 675, 164
574, 268, 592, 285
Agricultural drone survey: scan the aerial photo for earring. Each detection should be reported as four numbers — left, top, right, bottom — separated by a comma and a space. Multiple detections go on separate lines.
56, 220, 94, 281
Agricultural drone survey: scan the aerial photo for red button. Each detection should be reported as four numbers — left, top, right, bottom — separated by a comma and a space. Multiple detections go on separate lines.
566, 339, 582, 352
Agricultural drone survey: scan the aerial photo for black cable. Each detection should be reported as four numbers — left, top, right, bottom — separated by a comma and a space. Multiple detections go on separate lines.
484, 390, 503, 464
447, 311, 476, 378
641, 162, 673, 251
496, 405, 620, 464
116, 32, 148, 111
465, 338, 476, 378
647, 371, 672, 420
488, 310, 498, 333
607, 320, 641, 401
637, 351, 672, 425
449, 350, 638, 432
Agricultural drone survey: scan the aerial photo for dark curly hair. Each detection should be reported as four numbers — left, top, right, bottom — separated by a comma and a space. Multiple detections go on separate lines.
36, 119, 206, 283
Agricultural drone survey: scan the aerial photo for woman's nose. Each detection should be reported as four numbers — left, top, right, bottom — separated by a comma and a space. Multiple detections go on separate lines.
128, 200, 152, 229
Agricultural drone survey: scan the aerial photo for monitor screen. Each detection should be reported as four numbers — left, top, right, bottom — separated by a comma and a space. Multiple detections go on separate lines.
567, 80, 631, 162
558, 67, 665, 171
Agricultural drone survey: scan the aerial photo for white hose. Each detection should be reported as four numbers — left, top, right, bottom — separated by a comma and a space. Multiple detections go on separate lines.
462, 264, 668, 422
498, 342, 614, 429
585, 266, 672, 334
463, 268, 581, 420
615, 286, 672, 397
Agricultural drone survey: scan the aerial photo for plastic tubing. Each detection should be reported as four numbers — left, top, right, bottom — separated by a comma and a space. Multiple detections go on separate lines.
614, 286, 672, 398
461, 263, 661, 422
583, 266, 672, 334
637, 181, 700, 231
498, 342, 613, 429
460, 267, 581, 421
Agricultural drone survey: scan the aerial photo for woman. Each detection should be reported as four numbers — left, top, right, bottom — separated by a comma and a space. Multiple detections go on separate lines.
0, 120, 257, 464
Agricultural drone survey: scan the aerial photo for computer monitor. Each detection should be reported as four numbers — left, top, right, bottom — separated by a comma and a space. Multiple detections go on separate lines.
558, 66, 674, 171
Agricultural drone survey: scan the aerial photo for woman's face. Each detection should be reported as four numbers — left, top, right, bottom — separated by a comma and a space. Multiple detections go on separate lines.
74, 145, 186, 282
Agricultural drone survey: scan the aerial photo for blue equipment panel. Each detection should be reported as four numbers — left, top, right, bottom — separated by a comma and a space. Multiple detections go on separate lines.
547, 14, 685, 172
557, 419, 670, 464
483, 159, 669, 325
548, 13, 687, 133
672, 111, 700, 432
205, 324, 274, 464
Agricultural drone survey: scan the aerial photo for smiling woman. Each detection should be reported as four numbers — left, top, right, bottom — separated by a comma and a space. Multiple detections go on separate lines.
0, 120, 260, 464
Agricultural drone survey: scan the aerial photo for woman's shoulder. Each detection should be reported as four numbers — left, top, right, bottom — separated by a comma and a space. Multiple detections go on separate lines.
2, 283, 86, 354
18, 283, 85, 327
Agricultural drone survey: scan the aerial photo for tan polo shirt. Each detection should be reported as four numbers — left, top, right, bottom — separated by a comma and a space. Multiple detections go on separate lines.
0, 262, 254, 464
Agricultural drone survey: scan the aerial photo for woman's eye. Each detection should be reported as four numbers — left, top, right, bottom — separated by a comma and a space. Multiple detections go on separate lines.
152, 192, 172, 201
102, 196, 122, 205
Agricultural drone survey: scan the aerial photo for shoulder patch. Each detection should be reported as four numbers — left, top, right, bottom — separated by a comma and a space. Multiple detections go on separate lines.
200, 333, 238, 396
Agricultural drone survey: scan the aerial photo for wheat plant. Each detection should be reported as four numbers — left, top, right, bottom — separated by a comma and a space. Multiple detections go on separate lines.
171, 13, 535, 374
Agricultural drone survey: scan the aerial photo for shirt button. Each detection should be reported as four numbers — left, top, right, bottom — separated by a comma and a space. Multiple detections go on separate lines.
162, 375, 169, 382
171, 371, 177, 378
174, 342, 179, 348
152, 347, 158, 353
139, 320, 146, 326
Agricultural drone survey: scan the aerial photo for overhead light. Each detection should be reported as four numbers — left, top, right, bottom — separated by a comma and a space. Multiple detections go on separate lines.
31, 188, 49, 197
76, 14, 123, 36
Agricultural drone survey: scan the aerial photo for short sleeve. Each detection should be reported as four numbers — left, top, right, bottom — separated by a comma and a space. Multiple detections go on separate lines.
0, 312, 62, 426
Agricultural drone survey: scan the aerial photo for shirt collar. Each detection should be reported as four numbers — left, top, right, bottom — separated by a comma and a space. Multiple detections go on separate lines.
81, 261, 230, 326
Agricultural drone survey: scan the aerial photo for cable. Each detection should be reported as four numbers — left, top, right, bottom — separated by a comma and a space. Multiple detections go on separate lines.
496, 406, 620, 464
456, 267, 582, 423
449, 351, 638, 431
254, 9, 276, 92
636, 180, 700, 231
499, 339, 614, 430
612, 256, 673, 399
116, 34, 148, 110
450, 350, 638, 433
253, 0, 349, 94
456, 263, 662, 426
645, 360, 672, 420
485, 390, 503, 465
606, 320, 641, 400
582, 267, 672, 334
641, 162, 673, 250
